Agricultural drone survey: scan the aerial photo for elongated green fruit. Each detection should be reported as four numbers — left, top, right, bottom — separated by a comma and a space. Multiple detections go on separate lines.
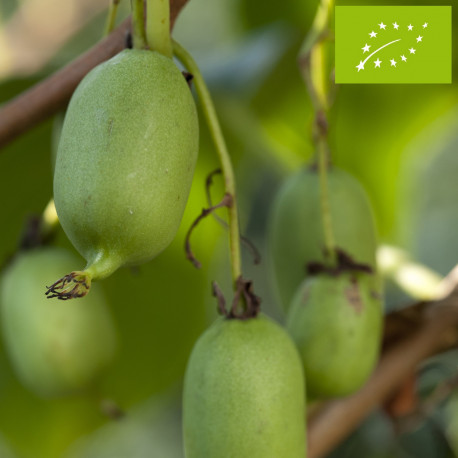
51, 49, 199, 298
183, 314, 307, 458
1, 248, 116, 397
268, 165, 378, 310
286, 271, 382, 399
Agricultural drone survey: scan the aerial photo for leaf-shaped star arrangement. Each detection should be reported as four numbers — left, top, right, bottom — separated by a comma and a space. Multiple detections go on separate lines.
356, 21, 429, 72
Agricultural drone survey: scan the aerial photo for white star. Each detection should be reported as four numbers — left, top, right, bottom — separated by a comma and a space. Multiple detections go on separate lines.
369, 31, 377, 38
379, 22, 386, 29
417, 35, 423, 42
356, 61, 365, 72
401, 55, 407, 62
409, 48, 416, 54
362, 44, 371, 53
423, 22, 428, 28
374, 58, 382, 68
390, 59, 397, 67
393, 22, 399, 30
408, 24, 413, 31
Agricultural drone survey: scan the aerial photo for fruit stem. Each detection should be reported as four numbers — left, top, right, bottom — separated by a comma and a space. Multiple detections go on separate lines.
172, 40, 243, 291
104, 0, 121, 36
299, 0, 337, 264
298, 0, 334, 112
132, 0, 147, 49
146, 0, 173, 57
317, 124, 336, 263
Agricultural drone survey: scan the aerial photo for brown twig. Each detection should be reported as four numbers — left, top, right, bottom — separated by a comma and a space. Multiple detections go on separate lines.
390, 373, 458, 435
0, 0, 189, 150
308, 279, 458, 458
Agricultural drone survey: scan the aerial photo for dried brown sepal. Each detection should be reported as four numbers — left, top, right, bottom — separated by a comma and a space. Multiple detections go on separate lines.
184, 192, 233, 269
125, 31, 133, 49
45, 271, 91, 300
212, 281, 227, 317
307, 248, 374, 277
205, 169, 261, 265
182, 71, 194, 89
212, 276, 261, 320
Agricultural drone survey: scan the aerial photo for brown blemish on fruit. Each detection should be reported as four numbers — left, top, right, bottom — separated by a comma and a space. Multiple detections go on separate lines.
302, 289, 310, 305
345, 282, 363, 314
370, 290, 382, 301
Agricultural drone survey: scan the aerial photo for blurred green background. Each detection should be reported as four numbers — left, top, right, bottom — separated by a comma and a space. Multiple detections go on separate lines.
0, 0, 457, 456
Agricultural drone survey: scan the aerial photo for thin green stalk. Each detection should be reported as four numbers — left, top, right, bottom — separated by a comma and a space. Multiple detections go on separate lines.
132, 0, 147, 49
299, 0, 334, 59
299, 0, 337, 265
104, 0, 121, 36
146, 0, 172, 57
172, 40, 242, 288
298, 0, 333, 111
309, 43, 328, 111
317, 134, 335, 262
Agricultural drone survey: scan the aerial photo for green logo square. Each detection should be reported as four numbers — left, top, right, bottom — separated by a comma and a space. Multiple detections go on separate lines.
335, 6, 452, 84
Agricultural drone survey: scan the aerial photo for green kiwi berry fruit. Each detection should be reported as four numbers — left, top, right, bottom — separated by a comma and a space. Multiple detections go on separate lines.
1, 248, 116, 397
268, 165, 378, 311
183, 314, 307, 458
286, 270, 382, 400
51, 49, 199, 298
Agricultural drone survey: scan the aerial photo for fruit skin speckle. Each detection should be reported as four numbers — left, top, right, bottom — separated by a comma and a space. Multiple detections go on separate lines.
54, 49, 199, 280
183, 314, 307, 458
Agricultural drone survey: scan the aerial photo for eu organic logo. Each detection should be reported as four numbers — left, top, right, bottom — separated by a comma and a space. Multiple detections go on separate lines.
356, 21, 428, 72
335, 6, 451, 84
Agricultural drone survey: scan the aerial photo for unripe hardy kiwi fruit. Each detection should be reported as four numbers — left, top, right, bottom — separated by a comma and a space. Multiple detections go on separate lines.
183, 314, 307, 458
286, 270, 382, 400
51, 49, 199, 298
268, 165, 378, 310
1, 248, 116, 397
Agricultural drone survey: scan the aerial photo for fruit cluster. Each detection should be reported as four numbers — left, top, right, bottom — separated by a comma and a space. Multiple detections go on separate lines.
0, 4, 384, 456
